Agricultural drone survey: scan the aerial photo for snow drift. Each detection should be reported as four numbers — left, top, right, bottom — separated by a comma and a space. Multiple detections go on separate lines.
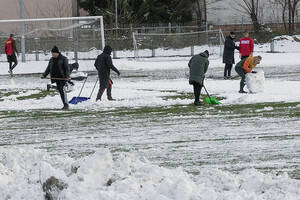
0, 147, 299, 200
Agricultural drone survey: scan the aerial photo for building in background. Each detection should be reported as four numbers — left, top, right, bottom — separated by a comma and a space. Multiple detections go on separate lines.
0, 0, 87, 20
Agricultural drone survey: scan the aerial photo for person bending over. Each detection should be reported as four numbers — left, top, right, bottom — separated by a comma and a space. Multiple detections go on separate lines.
188, 50, 209, 106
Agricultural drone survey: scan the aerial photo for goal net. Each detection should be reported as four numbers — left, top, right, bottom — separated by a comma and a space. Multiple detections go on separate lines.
133, 29, 224, 59
0, 16, 105, 62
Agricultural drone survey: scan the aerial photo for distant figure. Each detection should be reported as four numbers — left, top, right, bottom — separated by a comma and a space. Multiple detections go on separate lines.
5, 34, 19, 75
223, 32, 239, 79
94, 45, 120, 101
188, 50, 209, 106
239, 31, 254, 60
42, 46, 70, 109
235, 56, 262, 93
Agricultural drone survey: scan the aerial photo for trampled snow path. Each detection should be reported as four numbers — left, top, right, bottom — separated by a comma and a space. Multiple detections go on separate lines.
0, 72, 300, 111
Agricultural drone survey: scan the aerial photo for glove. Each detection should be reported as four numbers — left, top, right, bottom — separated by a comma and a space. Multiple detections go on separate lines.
117, 71, 120, 76
68, 80, 74, 86
251, 71, 257, 74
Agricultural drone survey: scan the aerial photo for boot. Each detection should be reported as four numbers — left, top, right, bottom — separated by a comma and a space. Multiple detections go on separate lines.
96, 90, 103, 102
62, 103, 69, 110
239, 90, 247, 93
107, 96, 116, 101
194, 101, 202, 106
47, 84, 51, 91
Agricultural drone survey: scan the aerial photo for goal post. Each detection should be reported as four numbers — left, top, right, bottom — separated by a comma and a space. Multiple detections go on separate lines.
132, 29, 224, 59
0, 16, 105, 63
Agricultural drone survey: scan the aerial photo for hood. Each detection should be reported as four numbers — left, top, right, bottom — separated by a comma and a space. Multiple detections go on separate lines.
199, 51, 209, 58
103, 45, 112, 55
226, 35, 234, 40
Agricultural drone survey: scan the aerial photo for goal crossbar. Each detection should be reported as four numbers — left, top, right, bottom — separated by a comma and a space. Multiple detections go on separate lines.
0, 16, 103, 23
0, 16, 105, 63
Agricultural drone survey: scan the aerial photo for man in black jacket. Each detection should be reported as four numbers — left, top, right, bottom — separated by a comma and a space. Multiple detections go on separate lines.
42, 46, 70, 109
223, 31, 239, 79
94, 45, 120, 101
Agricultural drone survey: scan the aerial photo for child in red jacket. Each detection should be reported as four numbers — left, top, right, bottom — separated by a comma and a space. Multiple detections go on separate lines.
239, 32, 254, 60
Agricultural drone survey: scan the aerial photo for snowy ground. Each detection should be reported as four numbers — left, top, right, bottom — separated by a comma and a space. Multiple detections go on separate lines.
0, 38, 300, 199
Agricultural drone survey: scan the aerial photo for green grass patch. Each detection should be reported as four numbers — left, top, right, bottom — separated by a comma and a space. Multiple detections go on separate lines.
17, 90, 57, 100
0, 90, 20, 98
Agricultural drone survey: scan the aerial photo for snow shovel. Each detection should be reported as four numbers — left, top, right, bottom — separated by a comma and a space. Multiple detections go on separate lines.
203, 85, 221, 105
69, 77, 98, 105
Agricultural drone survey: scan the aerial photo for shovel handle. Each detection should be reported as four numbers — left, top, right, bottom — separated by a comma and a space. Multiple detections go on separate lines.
43, 77, 71, 81
203, 85, 211, 99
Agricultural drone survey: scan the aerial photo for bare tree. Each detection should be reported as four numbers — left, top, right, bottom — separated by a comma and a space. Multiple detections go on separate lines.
270, 0, 300, 34
235, 0, 261, 33
236, 0, 261, 33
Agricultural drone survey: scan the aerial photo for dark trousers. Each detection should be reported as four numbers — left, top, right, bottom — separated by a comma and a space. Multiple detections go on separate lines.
56, 81, 68, 105
191, 81, 202, 102
224, 63, 233, 77
235, 67, 246, 91
7, 54, 18, 71
97, 79, 113, 99
241, 55, 249, 60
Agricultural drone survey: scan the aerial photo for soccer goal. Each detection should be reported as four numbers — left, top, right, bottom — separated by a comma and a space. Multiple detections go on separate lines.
0, 16, 105, 62
133, 29, 224, 59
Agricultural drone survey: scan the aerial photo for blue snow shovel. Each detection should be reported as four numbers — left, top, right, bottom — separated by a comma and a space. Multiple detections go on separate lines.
69, 77, 98, 105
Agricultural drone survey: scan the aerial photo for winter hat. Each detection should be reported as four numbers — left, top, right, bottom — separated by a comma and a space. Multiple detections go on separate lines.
51, 46, 59, 53
204, 50, 209, 57
230, 31, 235, 35
103, 45, 113, 55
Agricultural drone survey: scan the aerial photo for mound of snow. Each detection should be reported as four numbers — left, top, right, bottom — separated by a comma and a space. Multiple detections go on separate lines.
0, 147, 300, 200
246, 69, 265, 93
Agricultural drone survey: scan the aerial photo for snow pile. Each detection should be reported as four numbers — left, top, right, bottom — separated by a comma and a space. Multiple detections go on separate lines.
0, 147, 300, 200
245, 69, 265, 93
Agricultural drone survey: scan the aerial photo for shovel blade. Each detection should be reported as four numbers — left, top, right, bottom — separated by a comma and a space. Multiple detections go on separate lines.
69, 96, 90, 104
205, 97, 221, 105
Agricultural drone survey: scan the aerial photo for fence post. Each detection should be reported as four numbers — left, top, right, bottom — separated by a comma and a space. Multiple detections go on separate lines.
270, 39, 275, 53
34, 38, 39, 61
191, 45, 194, 56
113, 51, 117, 58
152, 49, 155, 57
151, 40, 155, 57
168, 22, 171, 33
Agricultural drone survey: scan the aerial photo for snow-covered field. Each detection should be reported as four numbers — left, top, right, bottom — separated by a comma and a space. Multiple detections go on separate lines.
0, 37, 300, 199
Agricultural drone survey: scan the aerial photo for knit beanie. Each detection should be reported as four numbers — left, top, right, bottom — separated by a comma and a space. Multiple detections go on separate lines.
51, 46, 59, 53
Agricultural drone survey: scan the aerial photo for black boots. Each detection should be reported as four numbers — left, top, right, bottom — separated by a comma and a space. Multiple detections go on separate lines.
194, 101, 201, 106
107, 96, 116, 101
239, 90, 247, 93
96, 90, 103, 102
62, 103, 69, 110
96, 90, 116, 101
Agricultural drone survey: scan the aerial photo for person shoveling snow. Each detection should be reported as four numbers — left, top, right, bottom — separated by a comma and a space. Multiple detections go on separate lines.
46, 63, 87, 91
234, 56, 262, 93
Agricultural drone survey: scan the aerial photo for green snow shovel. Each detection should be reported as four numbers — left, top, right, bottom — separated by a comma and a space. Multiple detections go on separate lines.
203, 85, 221, 105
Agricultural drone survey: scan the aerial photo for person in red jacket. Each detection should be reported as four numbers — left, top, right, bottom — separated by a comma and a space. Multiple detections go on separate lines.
239, 32, 254, 60
5, 34, 19, 75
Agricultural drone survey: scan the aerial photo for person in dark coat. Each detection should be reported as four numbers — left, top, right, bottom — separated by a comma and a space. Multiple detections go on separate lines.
42, 46, 70, 109
94, 45, 120, 101
223, 32, 239, 79
46, 62, 77, 91
188, 50, 209, 106
5, 34, 19, 75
